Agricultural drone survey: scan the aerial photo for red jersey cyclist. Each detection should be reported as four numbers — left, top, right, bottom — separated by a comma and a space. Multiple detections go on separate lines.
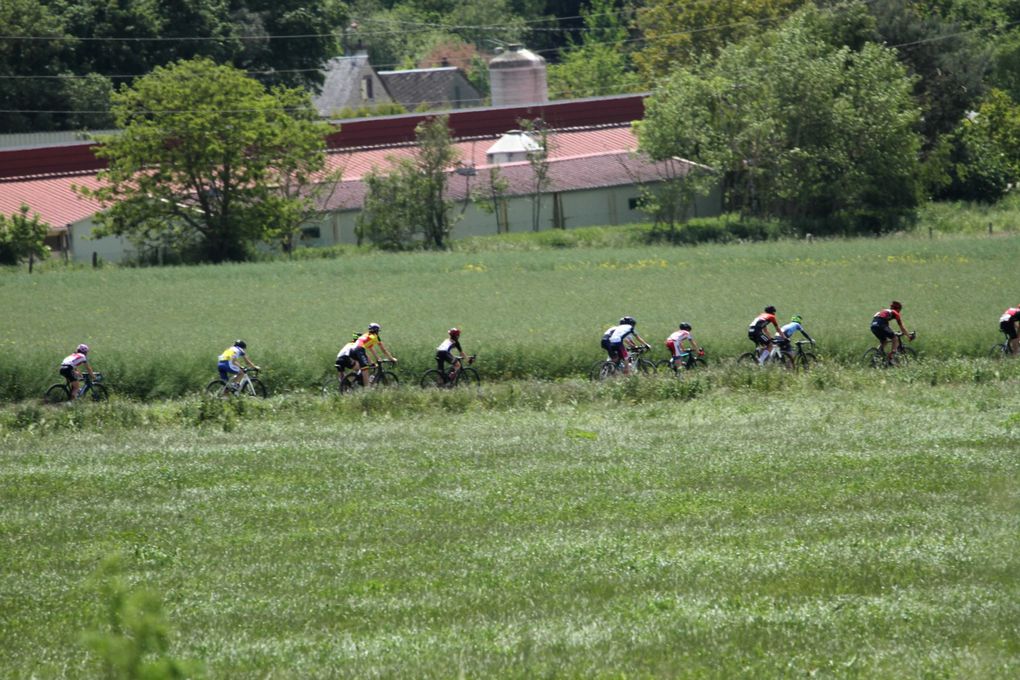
600, 316, 650, 375
353, 322, 397, 386
59, 343, 97, 401
871, 301, 914, 360
747, 306, 782, 364
436, 328, 470, 383
999, 304, 1020, 355
664, 322, 703, 368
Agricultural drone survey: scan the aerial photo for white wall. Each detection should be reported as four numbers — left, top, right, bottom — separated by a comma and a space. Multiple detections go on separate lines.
67, 216, 136, 264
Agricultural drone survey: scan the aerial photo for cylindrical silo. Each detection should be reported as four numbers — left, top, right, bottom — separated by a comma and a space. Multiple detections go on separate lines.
489, 44, 548, 106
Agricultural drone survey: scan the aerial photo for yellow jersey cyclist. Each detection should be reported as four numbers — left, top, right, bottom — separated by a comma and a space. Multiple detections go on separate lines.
218, 339, 258, 389
59, 343, 97, 401
353, 322, 398, 386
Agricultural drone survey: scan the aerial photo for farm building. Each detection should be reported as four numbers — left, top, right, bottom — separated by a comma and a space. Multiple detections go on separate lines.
0, 94, 721, 264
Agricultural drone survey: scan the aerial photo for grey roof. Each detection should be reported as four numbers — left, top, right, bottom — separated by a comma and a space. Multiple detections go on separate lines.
313, 53, 392, 116
377, 67, 482, 110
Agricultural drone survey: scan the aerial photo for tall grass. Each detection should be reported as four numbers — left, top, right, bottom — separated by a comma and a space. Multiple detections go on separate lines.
1, 233, 1016, 400
1, 378, 1017, 677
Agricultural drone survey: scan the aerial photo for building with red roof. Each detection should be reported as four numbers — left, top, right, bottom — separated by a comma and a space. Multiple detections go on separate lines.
0, 94, 720, 263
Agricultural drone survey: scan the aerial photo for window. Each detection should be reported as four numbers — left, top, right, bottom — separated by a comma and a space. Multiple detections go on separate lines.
301, 226, 321, 240
361, 76, 374, 101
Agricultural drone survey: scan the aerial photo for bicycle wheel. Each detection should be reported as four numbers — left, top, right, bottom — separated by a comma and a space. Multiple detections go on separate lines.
737, 352, 758, 366
455, 367, 481, 388
795, 352, 817, 371
321, 374, 342, 397
893, 346, 917, 367
44, 383, 70, 404
205, 379, 229, 397
247, 378, 268, 398
688, 355, 707, 369
862, 347, 884, 368
86, 384, 110, 402
373, 371, 399, 388
636, 359, 656, 374
989, 343, 1009, 358
342, 374, 364, 392
775, 353, 795, 370
420, 369, 446, 389
589, 360, 613, 381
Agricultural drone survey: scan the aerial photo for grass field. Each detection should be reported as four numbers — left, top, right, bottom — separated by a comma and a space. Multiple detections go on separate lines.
0, 232, 1016, 400
1, 373, 1018, 677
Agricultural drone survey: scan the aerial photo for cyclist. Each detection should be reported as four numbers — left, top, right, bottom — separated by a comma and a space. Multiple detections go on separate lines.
664, 322, 703, 368
218, 339, 258, 390
353, 322, 397, 386
778, 314, 815, 354
871, 301, 914, 361
59, 343, 97, 401
748, 305, 782, 365
999, 304, 1020, 355
436, 328, 469, 383
334, 332, 361, 385
600, 316, 650, 375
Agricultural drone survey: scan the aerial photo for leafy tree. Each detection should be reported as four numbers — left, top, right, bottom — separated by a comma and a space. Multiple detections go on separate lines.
357, 115, 460, 249
519, 119, 553, 231
633, 0, 805, 81
976, 88, 1020, 182
77, 58, 333, 263
0, 204, 50, 266
547, 0, 640, 99
637, 6, 922, 233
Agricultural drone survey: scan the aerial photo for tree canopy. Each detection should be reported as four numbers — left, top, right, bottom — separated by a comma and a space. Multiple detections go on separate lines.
78, 58, 333, 263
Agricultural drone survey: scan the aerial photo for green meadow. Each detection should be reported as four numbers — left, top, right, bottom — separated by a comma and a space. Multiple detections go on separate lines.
1, 375, 1018, 677
0, 232, 1016, 399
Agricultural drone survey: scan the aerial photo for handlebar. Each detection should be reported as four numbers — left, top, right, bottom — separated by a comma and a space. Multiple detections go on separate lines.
242, 366, 261, 374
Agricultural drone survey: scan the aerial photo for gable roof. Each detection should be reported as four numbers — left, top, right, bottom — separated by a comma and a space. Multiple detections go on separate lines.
377, 67, 482, 110
313, 52, 393, 116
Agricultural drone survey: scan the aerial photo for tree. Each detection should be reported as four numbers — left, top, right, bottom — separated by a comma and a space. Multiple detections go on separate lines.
0, 204, 50, 266
637, 6, 922, 233
77, 58, 333, 263
357, 116, 460, 249
548, 0, 640, 99
633, 0, 805, 81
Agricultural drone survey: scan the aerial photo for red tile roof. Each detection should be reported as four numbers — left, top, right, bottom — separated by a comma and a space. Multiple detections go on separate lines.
0, 124, 678, 229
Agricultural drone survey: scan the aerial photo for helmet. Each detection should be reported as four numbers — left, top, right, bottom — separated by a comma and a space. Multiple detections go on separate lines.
890, 300, 902, 311
368, 322, 381, 332
620, 316, 636, 327
76, 343, 89, 354
352, 332, 361, 341
448, 328, 461, 338
234, 339, 246, 349
679, 322, 692, 331
764, 305, 777, 314
791, 315, 802, 324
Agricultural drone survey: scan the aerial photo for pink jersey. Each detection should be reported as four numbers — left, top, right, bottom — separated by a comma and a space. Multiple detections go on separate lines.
1000, 307, 1020, 323
61, 352, 88, 367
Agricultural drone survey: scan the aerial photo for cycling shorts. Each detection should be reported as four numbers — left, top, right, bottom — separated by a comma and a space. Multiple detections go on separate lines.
1001, 319, 1019, 339
335, 355, 356, 370
59, 365, 79, 381
871, 320, 895, 342
604, 341, 627, 361
436, 349, 456, 368
218, 360, 240, 381
352, 347, 370, 367
747, 328, 770, 346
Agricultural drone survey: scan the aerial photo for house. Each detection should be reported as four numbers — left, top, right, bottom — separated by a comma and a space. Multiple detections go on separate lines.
313, 51, 394, 117
377, 66, 482, 111
0, 95, 721, 263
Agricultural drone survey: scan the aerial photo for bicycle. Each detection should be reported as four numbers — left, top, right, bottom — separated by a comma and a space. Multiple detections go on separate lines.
738, 338, 795, 369
589, 345, 656, 381
420, 355, 480, 389
340, 359, 399, 391
654, 348, 707, 376
205, 366, 267, 398
44, 372, 109, 404
863, 331, 917, 368
788, 340, 818, 370
989, 331, 1017, 358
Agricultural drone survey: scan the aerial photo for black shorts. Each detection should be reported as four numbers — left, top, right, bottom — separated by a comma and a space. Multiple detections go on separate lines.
747, 327, 770, 346
335, 355, 356, 370
436, 350, 455, 367
871, 321, 895, 341
59, 365, 77, 381
1001, 319, 1019, 339
352, 347, 370, 367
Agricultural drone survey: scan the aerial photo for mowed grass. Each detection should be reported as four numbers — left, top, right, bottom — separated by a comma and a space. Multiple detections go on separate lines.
1, 377, 1018, 677
0, 232, 1016, 399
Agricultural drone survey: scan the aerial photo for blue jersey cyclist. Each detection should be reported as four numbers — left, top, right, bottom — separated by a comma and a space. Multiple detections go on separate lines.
218, 339, 257, 388
601, 316, 650, 375
779, 314, 815, 348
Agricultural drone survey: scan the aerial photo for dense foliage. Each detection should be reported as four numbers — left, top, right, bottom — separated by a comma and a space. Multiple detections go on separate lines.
0, 204, 50, 266
77, 58, 334, 263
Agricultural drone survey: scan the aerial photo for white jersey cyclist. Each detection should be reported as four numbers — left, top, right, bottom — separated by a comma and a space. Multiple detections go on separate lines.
665, 329, 692, 356
61, 352, 88, 368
